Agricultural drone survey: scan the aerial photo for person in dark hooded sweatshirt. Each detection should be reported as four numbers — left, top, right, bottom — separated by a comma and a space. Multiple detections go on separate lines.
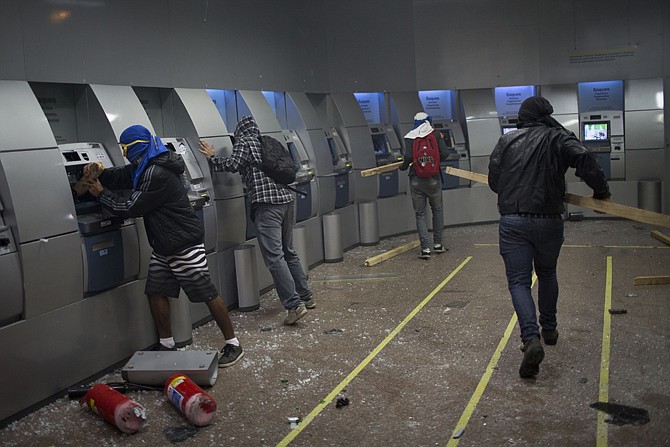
488, 96, 611, 379
84, 124, 244, 367
199, 116, 314, 326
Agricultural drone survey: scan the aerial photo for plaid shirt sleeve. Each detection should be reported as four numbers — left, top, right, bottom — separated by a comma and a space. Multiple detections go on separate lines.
210, 136, 293, 205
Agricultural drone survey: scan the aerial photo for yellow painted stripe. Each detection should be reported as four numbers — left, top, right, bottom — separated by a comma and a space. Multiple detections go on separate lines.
446, 274, 537, 447
474, 244, 668, 249
596, 257, 613, 447
276, 257, 473, 447
312, 277, 396, 283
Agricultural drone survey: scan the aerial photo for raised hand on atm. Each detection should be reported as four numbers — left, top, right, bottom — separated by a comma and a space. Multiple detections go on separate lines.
198, 140, 215, 159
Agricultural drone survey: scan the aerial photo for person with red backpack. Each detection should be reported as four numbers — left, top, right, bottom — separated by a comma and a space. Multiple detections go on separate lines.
400, 112, 450, 259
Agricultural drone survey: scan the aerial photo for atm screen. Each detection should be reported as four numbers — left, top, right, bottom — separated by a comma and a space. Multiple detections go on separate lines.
326, 137, 339, 165
583, 122, 609, 141
439, 128, 455, 148
502, 126, 516, 135
371, 134, 389, 155
285, 141, 302, 170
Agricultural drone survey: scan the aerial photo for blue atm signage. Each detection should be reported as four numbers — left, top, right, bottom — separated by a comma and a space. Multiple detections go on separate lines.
578, 80, 624, 112
355, 92, 382, 125
418, 90, 454, 121
494, 86, 536, 116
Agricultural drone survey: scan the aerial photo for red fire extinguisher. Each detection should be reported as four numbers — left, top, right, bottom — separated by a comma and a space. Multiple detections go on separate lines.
80, 384, 147, 434
165, 374, 217, 426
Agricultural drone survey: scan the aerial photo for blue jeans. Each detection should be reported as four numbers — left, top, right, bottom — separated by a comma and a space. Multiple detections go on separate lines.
410, 176, 444, 250
254, 202, 312, 310
498, 214, 564, 343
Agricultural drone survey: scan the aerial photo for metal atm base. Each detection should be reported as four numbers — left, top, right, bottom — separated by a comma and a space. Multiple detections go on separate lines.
121, 350, 219, 387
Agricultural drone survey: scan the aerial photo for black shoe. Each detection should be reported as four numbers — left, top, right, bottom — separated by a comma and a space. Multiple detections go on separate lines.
419, 249, 431, 260
155, 344, 177, 351
433, 244, 448, 253
541, 328, 559, 345
519, 336, 544, 378
219, 344, 244, 368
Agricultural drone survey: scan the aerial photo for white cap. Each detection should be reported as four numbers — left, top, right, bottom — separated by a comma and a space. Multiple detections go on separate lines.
414, 112, 429, 121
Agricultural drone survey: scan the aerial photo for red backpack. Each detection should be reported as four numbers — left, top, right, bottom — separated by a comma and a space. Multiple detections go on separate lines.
411, 132, 440, 178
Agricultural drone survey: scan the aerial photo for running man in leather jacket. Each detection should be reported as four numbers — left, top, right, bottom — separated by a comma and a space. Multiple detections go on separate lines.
488, 96, 610, 379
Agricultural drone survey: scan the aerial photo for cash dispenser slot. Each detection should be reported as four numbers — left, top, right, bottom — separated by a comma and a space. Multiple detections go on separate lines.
60, 143, 125, 294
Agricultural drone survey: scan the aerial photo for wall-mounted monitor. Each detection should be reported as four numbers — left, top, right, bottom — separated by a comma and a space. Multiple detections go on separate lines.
583, 121, 610, 142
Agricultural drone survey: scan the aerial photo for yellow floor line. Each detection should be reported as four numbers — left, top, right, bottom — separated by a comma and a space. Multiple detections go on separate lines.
276, 256, 473, 447
446, 274, 537, 447
596, 256, 613, 447
475, 243, 668, 249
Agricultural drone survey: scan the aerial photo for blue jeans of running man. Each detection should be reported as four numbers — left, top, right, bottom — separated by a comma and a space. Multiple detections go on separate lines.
410, 176, 444, 250
498, 214, 564, 343
254, 201, 312, 310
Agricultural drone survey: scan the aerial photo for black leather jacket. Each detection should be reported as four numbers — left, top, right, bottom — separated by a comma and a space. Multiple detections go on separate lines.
488, 123, 610, 215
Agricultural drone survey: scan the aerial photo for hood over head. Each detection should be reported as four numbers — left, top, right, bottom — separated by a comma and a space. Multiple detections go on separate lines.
517, 96, 565, 130
234, 115, 261, 139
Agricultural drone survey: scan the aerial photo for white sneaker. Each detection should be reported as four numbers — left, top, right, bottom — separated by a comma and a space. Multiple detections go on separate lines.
284, 305, 308, 325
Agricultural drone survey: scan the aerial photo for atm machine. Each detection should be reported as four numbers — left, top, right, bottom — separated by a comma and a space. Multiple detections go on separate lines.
355, 92, 404, 199
432, 120, 470, 189
579, 111, 625, 180
160, 138, 211, 228
306, 93, 363, 249
281, 130, 316, 222
369, 124, 404, 197
59, 143, 126, 294
324, 128, 354, 209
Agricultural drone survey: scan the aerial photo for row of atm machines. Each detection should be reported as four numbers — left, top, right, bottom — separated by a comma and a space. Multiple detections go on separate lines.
1, 79, 663, 424
0, 81, 475, 424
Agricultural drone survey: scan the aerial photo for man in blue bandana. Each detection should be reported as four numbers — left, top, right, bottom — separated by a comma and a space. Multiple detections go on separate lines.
84, 125, 244, 367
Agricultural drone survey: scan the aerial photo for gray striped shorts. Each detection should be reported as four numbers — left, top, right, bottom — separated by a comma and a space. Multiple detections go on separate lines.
145, 244, 218, 303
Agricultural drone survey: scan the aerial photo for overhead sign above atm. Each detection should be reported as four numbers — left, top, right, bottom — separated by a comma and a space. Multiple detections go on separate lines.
494, 86, 536, 117
418, 90, 455, 121
578, 80, 624, 112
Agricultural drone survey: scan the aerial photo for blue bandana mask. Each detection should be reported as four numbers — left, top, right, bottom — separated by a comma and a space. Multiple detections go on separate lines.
119, 125, 168, 189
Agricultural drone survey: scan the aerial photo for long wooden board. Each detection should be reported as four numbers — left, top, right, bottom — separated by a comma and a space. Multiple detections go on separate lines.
650, 230, 670, 247
634, 276, 670, 286
365, 240, 420, 267
444, 166, 670, 229
360, 161, 404, 177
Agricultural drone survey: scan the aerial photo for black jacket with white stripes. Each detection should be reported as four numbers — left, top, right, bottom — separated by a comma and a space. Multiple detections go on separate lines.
97, 151, 203, 256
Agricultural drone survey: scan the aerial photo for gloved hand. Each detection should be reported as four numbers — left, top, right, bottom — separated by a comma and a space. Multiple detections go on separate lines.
83, 162, 104, 179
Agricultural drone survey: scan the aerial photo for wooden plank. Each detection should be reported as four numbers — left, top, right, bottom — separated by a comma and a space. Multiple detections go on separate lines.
445, 166, 489, 185
365, 240, 420, 267
360, 161, 404, 177
634, 276, 670, 286
650, 230, 670, 247
444, 166, 670, 229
